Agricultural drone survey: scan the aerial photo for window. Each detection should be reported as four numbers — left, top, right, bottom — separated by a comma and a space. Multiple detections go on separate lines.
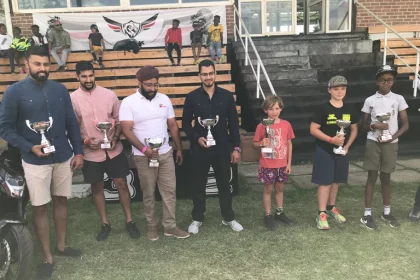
240, 2, 262, 35
17, 0, 66, 10
182, 0, 225, 3
130, 0, 177, 5
71, 0, 121, 7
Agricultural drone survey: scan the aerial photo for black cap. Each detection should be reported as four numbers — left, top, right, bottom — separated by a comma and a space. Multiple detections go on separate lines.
376, 65, 397, 78
90, 24, 98, 30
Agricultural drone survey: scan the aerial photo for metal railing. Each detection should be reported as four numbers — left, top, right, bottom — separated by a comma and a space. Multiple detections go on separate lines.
233, 5, 276, 99
355, 0, 420, 97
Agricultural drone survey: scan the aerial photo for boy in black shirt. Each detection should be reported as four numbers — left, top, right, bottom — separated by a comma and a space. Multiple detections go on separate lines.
190, 22, 203, 64
310, 76, 358, 230
88, 24, 105, 68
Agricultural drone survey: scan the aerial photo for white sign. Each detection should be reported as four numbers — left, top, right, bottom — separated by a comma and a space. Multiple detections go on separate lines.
32, 6, 227, 51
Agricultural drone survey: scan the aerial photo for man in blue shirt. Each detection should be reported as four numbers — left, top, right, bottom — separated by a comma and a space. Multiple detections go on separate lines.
0, 46, 84, 279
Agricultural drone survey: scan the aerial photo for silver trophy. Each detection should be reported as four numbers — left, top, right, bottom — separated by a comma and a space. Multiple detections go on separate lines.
198, 116, 219, 147
26, 117, 56, 154
144, 137, 166, 167
261, 118, 275, 154
333, 119, 351, 155
95, 121, 114, 149
376, 112, 393, 141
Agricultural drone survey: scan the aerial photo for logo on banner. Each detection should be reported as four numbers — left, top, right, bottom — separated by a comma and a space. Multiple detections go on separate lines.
103, 13, 159, 38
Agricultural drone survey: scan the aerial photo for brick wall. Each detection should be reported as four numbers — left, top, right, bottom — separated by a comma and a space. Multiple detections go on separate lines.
10, 5, 235, 40
356, 0, 420, 28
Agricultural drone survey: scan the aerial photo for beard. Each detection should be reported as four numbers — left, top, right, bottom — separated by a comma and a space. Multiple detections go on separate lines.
29, 67, 49, 82
81, 81, 95, 91
140, 84, 158, 100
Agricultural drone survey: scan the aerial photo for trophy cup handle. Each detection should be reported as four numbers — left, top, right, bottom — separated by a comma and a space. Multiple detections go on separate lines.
47, 117, 53, 132
25, 120, 37, 133
197, 117, 205, 128
214, 115, 219, 126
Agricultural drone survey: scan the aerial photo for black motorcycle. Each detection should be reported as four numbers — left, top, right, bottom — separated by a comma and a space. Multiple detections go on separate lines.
0, 148, 34, 280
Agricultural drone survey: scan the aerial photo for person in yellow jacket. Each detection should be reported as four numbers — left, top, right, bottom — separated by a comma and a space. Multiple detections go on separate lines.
11, 27, 31, 74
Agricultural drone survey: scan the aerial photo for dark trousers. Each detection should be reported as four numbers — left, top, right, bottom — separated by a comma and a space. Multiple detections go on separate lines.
191, 154, 234, 222
414, 186, 420, 209
167, 43, 181, 64
0, 49, 15, 72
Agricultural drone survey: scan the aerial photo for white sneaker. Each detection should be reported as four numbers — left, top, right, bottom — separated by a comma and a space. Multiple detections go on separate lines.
188, 221, 202, 234
222, 220, 243, 232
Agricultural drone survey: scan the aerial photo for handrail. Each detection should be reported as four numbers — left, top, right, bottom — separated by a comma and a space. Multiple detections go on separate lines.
233, 5, 276, 99
355, 0, 420, 97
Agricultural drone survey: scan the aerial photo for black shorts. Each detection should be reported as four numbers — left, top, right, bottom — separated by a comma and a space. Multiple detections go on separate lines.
82, 151, 130, 184
311, 145, 349, 185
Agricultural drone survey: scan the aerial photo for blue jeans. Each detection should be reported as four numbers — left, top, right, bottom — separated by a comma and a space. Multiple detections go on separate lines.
209, 41, 222, 60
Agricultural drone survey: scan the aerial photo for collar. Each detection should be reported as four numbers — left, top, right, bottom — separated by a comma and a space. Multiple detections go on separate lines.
375, 91, 394, 98
79, 85, 96, 94
201, 85, 220, 96
137, 89, 159, 101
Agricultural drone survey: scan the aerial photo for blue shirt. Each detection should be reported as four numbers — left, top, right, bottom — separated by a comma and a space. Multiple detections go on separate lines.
0, 76, 83, 165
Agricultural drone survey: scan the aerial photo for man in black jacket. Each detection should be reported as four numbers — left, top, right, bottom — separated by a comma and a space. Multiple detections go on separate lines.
182, 59, 243, 234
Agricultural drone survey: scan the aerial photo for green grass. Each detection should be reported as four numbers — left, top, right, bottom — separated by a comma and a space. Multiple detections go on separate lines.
27, 179, 420, 280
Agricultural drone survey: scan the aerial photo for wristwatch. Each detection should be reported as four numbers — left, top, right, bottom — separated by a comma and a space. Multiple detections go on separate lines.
233, 147, 242, 153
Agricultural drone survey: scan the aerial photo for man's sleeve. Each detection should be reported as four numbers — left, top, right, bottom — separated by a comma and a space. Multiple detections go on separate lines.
227, 93, 240, 147
111, 93, 121, 124
166, 96, 176, 119
65, 32, 71, 47
119, 99, 133, 121
63, 88, 83, 155
165, 29, 170, 44
70, 93, 82, 125
182, 94, 199, 143
0, 87, 34, 153
47, 30, 53, 43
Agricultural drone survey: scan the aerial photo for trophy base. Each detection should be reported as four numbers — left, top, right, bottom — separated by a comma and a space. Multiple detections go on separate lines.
333, 147, 346, 155
101, 143, 111, 149
43, 146, 55, 154
380, 135, 393, 142
206, 140, 216, 147
149, 161, 159, 168
261, 147, 273, 154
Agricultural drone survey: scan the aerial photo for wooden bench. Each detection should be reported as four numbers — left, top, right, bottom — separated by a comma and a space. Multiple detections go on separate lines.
369, 25, 420, 79
0, 47, 238, 150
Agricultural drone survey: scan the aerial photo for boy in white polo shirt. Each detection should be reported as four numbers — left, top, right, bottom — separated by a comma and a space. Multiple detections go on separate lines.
119, 65, 190, 241
360, 65, 409, 230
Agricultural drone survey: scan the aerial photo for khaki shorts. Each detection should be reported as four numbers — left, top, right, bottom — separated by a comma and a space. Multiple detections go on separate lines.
363, 139, 398, 174
22, 158, 73, 206
93, 46, 103, 52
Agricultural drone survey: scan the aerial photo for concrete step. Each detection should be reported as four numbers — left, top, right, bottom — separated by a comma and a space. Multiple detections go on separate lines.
241, 63, 310, 74
310, 53, 384, 69
317, 66, 382, 83
244, 69, 317, 82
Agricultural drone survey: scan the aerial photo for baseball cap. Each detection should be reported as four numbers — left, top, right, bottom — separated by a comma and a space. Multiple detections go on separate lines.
328, 76, 348, 88
376, 65, 397, 78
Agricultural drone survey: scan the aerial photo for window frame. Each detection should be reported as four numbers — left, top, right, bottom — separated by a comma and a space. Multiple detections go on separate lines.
12, 0, 234, 13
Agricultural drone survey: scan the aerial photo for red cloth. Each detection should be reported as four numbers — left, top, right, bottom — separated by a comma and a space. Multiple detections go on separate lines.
253, 120, 295, 168
165, 28, 182, 46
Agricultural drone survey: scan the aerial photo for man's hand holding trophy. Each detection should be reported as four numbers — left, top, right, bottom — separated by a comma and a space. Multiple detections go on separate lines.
26, 117, 56, 157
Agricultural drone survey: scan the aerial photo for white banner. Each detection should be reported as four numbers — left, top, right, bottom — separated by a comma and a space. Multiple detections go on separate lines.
32, 6, 227, 51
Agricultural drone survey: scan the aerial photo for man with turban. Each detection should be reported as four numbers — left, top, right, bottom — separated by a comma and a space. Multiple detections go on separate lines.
120, 65, 190, 241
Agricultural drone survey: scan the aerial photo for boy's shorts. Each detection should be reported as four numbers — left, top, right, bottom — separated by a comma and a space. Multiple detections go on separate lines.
191, 42, 202, 48
311, 145, 349, 185
93, 46, 103, 52
258, 167, 288, 184
363, 139, 398, 174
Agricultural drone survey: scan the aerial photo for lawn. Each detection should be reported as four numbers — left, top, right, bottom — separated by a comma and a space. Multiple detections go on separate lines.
27, 179, 420, 280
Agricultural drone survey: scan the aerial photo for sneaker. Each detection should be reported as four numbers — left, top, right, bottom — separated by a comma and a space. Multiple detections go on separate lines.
164, 226, 190, 239
222, 219, 243, 232
92, 60, 99, 64
274, 211, 293, 225
188, 221, 202, 234
409, 207, 420, 222
126, 221, 140, 239
381, 213, 401, 228
326, 207, 347, 223
316, 212, 329, 230
360, 215, 378, 230
264, 215, 276, 231
146, 225, 159, 241
54, 247, 82, 257
96, 223, 111, 241
38, 262, 54, 279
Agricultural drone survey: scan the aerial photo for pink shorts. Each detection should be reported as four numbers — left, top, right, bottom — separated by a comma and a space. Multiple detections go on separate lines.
258, 167, 288, 184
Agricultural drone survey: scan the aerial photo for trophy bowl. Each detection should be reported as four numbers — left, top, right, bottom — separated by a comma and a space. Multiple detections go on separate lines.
200, 119, 217, 126
261, 118, 275, 126
32, 121, 51, 131
146, 137, 165, 149
96, 122, 113, 130
376, 113, 391, 122
336, 119, 351, 129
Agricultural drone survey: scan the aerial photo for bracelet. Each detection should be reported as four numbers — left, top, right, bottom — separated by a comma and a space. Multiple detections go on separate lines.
329, 137, 332, 143
141, 146, 147, 154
